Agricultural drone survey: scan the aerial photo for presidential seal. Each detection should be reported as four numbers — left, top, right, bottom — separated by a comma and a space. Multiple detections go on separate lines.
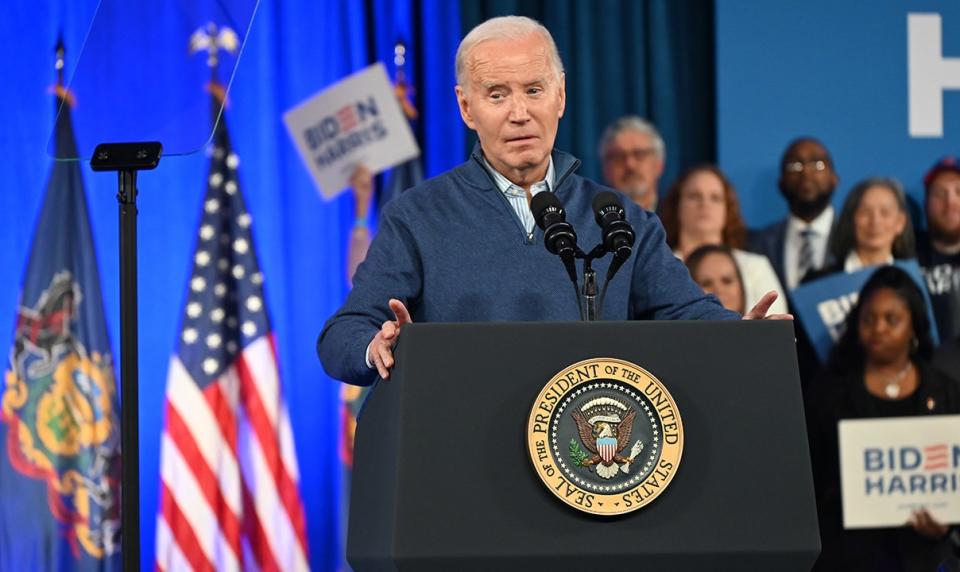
526, 358, 683, 516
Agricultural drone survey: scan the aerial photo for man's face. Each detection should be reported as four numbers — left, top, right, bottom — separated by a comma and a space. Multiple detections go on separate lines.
455, 34, 565, 184
778, 139, 838, 220
927, 171, 960, 245
601, 129, 664, 204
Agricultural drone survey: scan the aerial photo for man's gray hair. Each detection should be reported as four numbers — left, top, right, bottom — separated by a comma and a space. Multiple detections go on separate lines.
455, 15, 564, 87
598, 116, 666, 162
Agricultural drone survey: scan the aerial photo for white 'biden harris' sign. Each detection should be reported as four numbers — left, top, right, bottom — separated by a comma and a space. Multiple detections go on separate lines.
284, 63, 420, 199
839, 415, 960, 529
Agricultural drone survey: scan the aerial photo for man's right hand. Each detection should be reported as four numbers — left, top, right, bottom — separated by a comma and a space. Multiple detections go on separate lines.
367, 299, 412, 379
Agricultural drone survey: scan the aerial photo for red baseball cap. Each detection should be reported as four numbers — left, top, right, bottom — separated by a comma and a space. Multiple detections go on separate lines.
923, 155, 960, 189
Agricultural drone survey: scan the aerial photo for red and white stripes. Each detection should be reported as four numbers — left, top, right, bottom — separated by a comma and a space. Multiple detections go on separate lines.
156, 336, 309, 572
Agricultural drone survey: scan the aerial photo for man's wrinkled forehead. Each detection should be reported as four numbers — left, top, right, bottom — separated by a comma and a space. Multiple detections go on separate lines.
465, 36, 556, 86
609, 128, 653, 150
927, 169, 960, 195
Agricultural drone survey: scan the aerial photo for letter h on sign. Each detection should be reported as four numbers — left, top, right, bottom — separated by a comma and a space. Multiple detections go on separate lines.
909, 13, 960, 137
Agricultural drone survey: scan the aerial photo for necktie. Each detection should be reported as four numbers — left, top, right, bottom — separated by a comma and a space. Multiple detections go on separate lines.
798, 228, 815, 281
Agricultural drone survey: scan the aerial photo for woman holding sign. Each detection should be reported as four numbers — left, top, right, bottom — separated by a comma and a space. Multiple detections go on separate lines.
805, 266, 960, 571
811, 177, 917, 280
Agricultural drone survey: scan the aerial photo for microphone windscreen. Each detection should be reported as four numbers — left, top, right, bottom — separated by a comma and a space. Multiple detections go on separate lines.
592, 191, 624, 224
530, 191, 563, 229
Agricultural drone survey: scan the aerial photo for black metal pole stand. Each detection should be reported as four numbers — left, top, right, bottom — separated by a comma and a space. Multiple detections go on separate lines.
90, 142, 161, 572
118, 169, 139, 572
582, 266, 598, 321
576, 244, 606, 322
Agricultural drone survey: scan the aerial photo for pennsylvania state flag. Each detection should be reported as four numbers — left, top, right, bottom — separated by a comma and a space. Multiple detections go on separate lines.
0, 93, 121, 570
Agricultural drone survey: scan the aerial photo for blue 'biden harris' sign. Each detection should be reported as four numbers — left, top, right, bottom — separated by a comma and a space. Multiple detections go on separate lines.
790, 261, 939, 364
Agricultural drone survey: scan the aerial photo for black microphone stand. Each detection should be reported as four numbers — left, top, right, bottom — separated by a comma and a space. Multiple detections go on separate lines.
575, 244, 607, 321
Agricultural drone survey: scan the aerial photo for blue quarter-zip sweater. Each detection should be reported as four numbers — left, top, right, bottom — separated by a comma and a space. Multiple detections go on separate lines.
318, 147, 738, 385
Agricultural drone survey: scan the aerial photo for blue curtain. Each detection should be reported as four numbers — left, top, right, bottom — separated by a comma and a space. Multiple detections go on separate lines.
0, 0, 461, 570
459, 0, 716, 191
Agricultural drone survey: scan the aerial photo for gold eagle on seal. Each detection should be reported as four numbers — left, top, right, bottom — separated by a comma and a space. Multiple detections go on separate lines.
571, 397, 644, 479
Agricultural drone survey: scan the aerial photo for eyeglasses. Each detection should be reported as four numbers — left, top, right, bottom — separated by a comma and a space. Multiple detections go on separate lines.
783, 159, 828, 173
604, 147, 657, 164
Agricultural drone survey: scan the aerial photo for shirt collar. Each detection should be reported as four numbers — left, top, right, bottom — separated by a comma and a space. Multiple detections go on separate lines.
481, 155, 555, 198
844, 251, 894, 273
787, 205, 834, 237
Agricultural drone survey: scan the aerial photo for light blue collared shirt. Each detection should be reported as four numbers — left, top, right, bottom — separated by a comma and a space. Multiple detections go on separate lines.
481, 156, 556, 236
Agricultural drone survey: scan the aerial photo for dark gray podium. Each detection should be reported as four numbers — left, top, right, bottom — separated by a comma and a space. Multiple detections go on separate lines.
348, 321, 820, 571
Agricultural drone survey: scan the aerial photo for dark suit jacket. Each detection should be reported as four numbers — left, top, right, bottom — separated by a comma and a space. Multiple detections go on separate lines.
747, 219, 789, 289
748, 218, 838, 388
747, 215, 837, 292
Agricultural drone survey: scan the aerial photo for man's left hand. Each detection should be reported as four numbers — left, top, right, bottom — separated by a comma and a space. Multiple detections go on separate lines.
742, 291, 793, 321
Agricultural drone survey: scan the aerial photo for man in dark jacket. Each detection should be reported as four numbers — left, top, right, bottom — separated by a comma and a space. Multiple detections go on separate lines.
318, 16, 786, 386
748, 138, 839, 291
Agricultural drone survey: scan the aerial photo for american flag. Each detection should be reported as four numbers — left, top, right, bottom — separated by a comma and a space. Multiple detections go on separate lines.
155, 106, 309, 571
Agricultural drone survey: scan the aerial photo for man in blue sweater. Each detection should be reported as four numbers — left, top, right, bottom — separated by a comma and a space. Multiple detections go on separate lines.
318, 16, 786, 386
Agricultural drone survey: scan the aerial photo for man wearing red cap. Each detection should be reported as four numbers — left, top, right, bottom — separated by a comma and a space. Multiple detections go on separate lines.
918, 156, 960, 346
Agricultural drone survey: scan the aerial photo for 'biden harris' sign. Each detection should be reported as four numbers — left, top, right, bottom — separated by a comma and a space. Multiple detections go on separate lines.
284, 63, 420, 199
839, 415, 960, 529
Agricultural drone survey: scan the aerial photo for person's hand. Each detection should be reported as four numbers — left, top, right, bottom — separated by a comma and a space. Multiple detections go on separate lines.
742, 291, 793, 321
350, 166, 374, 220
908, 508, 949, 539
367, 299, 412, 379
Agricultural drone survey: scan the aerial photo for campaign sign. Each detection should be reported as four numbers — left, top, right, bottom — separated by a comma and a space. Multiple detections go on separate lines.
839, 415, 960, 529
283, 63, 420, 199
790, 261, 939, 363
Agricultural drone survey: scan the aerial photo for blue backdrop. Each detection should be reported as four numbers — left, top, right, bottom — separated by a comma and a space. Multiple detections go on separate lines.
0, 1, 462, 570
716, 1, 960, 229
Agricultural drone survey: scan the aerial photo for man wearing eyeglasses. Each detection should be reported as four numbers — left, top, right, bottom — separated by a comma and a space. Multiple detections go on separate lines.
748, 137, 839, 290
598, 116, 665, 212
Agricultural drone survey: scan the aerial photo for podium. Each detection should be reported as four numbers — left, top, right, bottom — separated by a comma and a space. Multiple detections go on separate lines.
348, 321, 820, 571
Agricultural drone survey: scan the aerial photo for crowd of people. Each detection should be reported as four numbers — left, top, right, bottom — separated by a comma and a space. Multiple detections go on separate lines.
600, 117, 960, 570
599, 117, 959, 380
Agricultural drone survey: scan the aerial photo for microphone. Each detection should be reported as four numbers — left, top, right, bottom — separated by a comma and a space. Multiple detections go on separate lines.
530, 192, 579, 284
591, 191, 636, 280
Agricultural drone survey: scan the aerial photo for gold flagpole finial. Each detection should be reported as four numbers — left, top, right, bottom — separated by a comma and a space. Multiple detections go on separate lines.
55, 34, 65, 86
190, 22, 239, 70
190, 23, 239, 105
393, 41, 418, 120
51, 34, 76, 107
